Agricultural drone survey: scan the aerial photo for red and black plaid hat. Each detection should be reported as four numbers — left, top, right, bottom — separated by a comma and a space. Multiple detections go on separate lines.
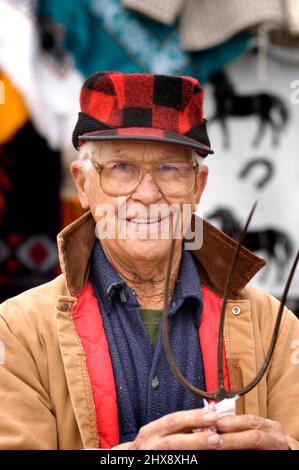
72, 71, 214, 156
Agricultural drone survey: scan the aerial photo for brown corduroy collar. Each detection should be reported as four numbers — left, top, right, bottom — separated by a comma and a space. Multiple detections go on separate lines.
57, 210, 266, 299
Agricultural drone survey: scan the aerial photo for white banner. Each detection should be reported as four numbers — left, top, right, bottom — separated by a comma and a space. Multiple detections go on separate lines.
200, 51, 299, 302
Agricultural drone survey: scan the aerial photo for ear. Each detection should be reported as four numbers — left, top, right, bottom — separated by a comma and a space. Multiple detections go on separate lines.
70, 161, 90, 210
193, 164, 208, 205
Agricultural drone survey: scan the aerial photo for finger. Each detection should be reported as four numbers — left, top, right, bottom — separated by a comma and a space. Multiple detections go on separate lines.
136, 409, 217, 440
134, 431, 223, 450
220, 429, 288, 450
216, 414, 278, 434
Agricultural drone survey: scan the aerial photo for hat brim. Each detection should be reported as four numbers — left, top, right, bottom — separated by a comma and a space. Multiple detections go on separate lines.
78, 128, 214, 155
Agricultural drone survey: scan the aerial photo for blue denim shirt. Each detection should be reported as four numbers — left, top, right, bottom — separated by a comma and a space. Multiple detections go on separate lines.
90, 241, 206, 443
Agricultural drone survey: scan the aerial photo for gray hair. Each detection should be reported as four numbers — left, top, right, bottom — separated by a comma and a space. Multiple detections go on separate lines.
77, 141, 96, 173
77, 141, 205, 172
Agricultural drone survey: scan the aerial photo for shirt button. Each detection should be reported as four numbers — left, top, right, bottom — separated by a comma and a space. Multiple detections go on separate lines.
119, 288, 128, 303
151, 376, 160, 390
59, 303, 69, 312
232, 306, 241, 316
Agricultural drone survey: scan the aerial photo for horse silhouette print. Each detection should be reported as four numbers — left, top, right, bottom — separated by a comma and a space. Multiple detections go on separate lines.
209, 71, 289, 149
207, 207, 293, 283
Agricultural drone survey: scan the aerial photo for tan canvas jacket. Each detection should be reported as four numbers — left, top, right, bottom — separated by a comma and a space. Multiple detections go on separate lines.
0, 211, 298, 450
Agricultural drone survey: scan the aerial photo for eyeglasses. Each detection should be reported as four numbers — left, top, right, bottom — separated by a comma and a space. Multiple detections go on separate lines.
90, 159, 200, 197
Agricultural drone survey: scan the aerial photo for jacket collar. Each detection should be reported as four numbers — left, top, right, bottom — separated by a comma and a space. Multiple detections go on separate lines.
57, 210, 266, 299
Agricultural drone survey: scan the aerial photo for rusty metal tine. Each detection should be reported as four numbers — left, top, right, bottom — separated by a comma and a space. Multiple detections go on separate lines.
162, 204, 297, 403
217, 202, 258, 396
234, 249, 299, 397
162, 207, 215, 400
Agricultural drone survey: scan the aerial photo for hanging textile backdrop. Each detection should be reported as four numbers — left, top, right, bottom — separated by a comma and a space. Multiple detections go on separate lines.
200, 50, 299, 307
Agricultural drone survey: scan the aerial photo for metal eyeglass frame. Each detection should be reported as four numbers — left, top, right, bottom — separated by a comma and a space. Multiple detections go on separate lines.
90, 159, 200, 197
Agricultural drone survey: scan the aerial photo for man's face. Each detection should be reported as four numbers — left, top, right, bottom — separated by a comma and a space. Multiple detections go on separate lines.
71, 141, 208, 263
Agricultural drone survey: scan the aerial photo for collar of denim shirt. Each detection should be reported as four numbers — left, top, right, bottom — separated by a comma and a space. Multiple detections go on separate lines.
90, 240, 203, 327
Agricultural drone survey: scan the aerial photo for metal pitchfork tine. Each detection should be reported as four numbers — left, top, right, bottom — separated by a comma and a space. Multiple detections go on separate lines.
162, 203, 299, 402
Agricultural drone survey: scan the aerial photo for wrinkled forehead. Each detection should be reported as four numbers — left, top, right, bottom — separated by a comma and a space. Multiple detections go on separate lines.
88, 141, 194, 162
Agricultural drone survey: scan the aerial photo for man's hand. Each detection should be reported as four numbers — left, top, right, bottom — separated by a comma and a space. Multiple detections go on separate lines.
125, 411, 289, 450
216, 414, 289, 450
127, 409, 222, 450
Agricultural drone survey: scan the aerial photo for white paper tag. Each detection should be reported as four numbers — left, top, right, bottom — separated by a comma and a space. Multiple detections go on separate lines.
203, 396, 238, 417
193, 396, 238, 433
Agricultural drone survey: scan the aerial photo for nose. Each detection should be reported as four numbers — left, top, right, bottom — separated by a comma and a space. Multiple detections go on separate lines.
130, 171, 163, 204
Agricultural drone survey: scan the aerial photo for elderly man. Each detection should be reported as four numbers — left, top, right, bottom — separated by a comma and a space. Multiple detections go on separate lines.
0, 72, 298, 450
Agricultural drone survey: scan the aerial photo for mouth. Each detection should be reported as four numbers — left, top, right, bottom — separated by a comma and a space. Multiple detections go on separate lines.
127, 218, 162, 225
126, 216, 168, 225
